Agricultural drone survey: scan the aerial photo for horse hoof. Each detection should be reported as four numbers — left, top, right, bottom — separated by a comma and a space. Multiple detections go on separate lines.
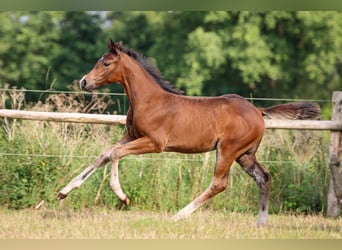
171, 215, 180, 221
171, 213, 187, 221
124, 196, 130, 206
57, 192, 67, 200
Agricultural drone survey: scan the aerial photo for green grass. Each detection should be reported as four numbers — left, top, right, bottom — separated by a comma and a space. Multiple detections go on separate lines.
0, 208, 341, 239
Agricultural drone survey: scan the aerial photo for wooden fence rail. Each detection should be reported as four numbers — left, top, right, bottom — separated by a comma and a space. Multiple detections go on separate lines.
0, 109, 341, 130
0, 109, 127, 125
0, 91, 341, 217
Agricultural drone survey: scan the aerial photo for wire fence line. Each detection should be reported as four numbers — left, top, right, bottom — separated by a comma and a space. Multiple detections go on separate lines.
0, 152, 326, 166
0, 88, 331, 103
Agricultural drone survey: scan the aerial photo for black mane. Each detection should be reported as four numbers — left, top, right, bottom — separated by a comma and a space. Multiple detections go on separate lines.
119, 47, 184, 95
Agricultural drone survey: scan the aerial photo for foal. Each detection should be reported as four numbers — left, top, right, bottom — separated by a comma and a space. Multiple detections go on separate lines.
57, 39, 320, 226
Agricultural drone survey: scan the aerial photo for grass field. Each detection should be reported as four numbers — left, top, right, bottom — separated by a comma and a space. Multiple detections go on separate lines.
0, 208, 341, 239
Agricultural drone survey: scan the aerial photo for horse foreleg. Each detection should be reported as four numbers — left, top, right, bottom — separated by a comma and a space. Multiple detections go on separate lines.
57, 135, 131, 200
107, 136, 164, 205
109, 158, 130, 205
57, 150, 112, 200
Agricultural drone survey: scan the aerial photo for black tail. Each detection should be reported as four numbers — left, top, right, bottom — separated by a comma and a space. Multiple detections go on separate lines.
259, 102, 321, 120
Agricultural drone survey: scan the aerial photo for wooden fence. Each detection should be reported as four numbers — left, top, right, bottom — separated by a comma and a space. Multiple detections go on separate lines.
0, 91, 341, 217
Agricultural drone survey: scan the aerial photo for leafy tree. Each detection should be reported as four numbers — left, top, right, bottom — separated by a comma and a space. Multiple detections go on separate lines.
0, 11, 106, 101
50, 11, 105, 90
0, 12, 61, 92
1, 11, 342, 107
104, 11, 209, 94
103, 11, 342, 105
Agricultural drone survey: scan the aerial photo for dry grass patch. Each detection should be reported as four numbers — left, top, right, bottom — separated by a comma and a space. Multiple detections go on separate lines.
0, 208, 341, 239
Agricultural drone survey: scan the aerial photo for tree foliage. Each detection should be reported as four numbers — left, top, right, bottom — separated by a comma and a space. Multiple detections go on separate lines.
0, 11, 341, 105
0, 12, 60, 91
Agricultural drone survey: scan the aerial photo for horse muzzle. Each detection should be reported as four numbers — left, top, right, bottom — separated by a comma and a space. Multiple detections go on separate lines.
79, 75, 97, 92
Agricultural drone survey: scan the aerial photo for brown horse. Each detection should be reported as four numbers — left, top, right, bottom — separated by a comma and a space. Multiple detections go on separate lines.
57, 39, 320, 226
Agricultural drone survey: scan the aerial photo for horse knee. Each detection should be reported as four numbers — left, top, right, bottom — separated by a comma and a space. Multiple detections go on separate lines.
210, 179, 228, 194
110, 149, 121, 162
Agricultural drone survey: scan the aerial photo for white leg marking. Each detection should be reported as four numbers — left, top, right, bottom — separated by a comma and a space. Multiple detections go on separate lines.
172, 202, 197, 221
59, 165, 97, 196
110, 159, 127, 201
256, 208, 268, 227
57, 150, 112, 199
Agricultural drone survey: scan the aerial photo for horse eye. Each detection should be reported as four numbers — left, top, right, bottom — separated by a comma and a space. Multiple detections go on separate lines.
103, 62, 110, 67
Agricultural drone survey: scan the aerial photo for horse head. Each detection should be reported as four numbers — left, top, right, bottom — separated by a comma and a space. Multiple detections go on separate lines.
79, 38, 122, 92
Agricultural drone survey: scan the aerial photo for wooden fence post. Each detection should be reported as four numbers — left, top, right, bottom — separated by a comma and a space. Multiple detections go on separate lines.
327, 91, 342, 217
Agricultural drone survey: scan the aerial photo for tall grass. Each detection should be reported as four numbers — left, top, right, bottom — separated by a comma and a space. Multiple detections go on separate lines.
0, 86, 332, 216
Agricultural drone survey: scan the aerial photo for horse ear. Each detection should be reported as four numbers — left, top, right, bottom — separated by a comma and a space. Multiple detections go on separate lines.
115, 41, 123, 50
108, 38, 116, 51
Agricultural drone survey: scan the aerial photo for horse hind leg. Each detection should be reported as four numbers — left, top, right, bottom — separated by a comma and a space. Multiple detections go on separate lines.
236, 150, 271, 226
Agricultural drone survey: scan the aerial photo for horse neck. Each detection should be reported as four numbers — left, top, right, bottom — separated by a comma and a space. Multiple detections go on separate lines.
118, 54, 166, 107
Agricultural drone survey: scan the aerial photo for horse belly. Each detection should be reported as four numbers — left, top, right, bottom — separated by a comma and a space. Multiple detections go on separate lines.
164, 109, 263, 154
164, 117, 220, 153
